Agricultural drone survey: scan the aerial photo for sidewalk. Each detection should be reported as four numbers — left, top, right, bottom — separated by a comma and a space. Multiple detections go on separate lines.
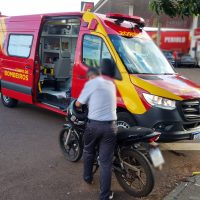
164, 175, 200, 200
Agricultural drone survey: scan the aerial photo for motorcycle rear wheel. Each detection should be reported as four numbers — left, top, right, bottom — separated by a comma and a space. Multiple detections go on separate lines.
115, 149, 155, 197
59, 128, 83, 162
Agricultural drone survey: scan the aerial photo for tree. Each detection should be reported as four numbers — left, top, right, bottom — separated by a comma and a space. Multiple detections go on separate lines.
149, 0, 200, 18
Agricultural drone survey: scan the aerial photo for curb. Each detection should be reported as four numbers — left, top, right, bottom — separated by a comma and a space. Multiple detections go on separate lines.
163, 175, 200, 200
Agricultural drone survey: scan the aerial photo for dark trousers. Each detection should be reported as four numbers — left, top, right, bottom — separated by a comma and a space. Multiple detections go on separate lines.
83, 121, 117, 200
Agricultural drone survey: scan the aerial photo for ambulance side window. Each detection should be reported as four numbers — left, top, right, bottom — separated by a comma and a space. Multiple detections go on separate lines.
102, 42, 112, 60
82, 34, 112, 68
7, 34, 33, 58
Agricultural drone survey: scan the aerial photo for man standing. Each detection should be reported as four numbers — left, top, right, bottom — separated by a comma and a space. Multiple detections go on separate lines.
75, 66, 117, 200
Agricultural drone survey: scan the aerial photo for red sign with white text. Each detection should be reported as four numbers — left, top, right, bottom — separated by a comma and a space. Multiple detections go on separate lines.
81, 2, 94, 11
194, 28, 200, 36
147, 31, 190, 53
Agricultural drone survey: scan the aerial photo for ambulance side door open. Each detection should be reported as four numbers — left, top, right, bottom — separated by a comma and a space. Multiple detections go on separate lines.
1, 33, 36, 104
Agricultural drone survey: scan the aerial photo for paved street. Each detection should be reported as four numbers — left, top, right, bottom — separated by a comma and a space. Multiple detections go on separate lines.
176, 68, 200, 85
0, 68, 200, 200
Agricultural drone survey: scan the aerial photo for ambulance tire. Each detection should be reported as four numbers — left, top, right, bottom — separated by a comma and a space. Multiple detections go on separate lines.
117, 112, 136, 129
1, 94, 18, 108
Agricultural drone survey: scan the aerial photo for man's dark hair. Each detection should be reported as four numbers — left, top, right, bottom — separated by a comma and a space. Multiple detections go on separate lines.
100, 58, 115, 78
86, 67, 100, 77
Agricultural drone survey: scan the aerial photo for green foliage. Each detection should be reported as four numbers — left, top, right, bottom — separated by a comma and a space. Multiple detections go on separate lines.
149, 0, 200, 18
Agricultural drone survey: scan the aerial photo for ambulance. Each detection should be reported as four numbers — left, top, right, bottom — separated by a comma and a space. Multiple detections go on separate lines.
1, 11, 200, 141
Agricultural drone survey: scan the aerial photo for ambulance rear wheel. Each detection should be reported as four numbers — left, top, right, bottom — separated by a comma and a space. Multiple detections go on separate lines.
1, 94, 18, 108
117, 112, 136, 129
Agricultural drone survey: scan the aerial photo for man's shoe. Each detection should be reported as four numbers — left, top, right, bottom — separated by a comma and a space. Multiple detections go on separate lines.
109, 191, 114, 200
84, 179, 94, 185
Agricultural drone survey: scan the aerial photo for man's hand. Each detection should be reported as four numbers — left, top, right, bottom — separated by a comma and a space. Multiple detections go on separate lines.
75, 102, 83, 112
75, 100, 84, 112
75, 100, 82, 108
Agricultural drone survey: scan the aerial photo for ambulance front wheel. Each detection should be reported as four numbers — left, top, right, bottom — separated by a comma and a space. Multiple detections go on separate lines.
1, 94, 18, 108
117, 112, 136, 129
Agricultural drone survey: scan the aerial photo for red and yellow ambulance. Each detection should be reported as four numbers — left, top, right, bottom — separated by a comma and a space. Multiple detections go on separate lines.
1, 11, 200, 141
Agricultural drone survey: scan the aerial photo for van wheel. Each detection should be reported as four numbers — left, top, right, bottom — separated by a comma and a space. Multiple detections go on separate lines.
1, 94, 18, 108
117, 112, 136, 129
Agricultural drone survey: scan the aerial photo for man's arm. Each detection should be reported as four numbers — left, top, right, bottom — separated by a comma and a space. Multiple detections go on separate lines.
76, 81, 92, 107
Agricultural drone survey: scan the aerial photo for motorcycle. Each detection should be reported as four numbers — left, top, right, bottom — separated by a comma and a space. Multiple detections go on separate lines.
59, 104, 164, 197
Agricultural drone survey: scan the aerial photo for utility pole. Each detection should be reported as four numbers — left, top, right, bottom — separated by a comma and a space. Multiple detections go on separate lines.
128, 4, 134, 15
156, 15, 161, 46
190, 16, 198, 58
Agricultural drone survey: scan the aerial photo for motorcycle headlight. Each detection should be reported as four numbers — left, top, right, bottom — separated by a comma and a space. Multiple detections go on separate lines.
143, 93, 176, 110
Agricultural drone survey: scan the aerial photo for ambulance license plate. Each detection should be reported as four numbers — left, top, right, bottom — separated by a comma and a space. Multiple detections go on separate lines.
149, 148, 165, 168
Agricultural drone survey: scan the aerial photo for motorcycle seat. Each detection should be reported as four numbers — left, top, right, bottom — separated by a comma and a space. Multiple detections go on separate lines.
117, 126, 154, 141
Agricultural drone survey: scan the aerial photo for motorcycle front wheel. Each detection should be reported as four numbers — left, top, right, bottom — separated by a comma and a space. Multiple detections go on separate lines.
115, 149, 155, 197
59, 128, 83, 162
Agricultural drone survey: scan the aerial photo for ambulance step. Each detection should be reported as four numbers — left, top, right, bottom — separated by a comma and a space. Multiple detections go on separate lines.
41, 102, 61, 109
37, 93, 69, 110
40, 100, 67, 110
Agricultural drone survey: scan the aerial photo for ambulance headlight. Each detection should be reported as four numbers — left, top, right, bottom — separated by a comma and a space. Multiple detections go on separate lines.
143, 93, 176, 110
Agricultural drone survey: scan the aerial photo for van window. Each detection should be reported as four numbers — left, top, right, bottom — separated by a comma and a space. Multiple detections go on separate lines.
82, 34, 112, 68
8, 34, 33, 58
109, 34, 175, 74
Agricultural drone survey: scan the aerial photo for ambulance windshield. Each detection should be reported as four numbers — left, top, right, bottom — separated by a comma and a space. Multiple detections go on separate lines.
109, 35, 175, 74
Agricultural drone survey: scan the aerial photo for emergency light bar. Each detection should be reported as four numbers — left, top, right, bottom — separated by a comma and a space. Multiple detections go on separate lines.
106, 13, 145, 28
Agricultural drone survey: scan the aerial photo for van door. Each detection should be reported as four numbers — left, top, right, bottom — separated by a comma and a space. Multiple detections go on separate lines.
72, 33, 115, 97
1, 33, 36, 104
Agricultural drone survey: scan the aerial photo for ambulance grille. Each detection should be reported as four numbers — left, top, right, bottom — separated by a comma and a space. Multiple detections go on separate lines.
180, 100, 200, 121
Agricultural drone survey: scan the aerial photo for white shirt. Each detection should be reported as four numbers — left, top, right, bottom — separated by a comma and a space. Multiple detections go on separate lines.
78, 76, 117, 121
